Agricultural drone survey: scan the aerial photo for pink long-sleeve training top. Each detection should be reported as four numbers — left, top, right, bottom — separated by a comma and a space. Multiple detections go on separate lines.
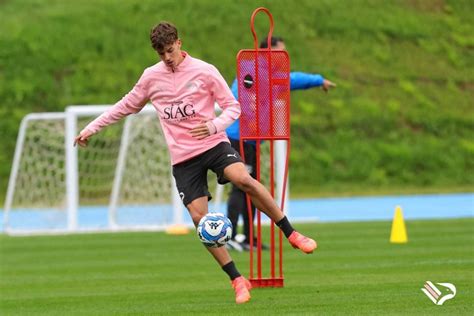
83, 52, 241, 165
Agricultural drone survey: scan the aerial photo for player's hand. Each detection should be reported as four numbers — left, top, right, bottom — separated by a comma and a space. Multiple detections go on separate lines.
321, 79, 336, 92
74, 129, 93, 147
189, 122, 211, 140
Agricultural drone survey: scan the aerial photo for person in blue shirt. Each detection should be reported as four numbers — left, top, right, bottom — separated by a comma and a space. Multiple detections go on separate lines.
226, 36, 336, 251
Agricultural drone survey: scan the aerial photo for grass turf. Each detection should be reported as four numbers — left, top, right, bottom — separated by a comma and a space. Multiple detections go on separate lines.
0, 218, 473, 315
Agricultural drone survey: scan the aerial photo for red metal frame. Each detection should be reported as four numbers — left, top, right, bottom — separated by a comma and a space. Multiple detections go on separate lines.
236, 7, 291, 288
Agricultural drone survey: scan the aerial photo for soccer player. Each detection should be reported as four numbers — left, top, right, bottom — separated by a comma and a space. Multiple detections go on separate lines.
74, 22, 317, 304
226, 36, 336, 252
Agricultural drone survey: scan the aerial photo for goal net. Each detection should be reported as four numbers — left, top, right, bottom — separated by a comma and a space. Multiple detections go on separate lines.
3, 105, 287, 235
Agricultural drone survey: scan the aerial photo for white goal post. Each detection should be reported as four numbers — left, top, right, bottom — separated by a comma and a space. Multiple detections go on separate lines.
3, 105, 289, 235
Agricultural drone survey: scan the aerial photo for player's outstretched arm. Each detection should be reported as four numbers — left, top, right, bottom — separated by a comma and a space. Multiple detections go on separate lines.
321, 79, 336, 92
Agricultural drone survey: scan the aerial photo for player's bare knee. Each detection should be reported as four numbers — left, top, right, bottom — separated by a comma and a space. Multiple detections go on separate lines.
188, 208, 207, 226
234, 174, 257, 193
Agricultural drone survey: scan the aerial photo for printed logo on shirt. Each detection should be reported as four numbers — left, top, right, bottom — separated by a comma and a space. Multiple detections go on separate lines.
185, 81, 199, 92
161, 100, 196, 122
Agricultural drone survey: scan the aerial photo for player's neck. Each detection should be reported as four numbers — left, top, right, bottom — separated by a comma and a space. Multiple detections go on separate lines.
175, 51, 186, 68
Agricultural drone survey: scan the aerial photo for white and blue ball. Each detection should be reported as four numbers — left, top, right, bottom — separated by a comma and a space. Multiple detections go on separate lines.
197, 213, 233, 248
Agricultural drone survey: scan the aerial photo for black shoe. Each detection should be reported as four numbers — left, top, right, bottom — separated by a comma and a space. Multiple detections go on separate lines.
241, 239, 269, 251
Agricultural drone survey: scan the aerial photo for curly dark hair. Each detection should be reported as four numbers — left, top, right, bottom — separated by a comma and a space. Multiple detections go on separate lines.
150, 22, 178, 52
259, 36, 284, 48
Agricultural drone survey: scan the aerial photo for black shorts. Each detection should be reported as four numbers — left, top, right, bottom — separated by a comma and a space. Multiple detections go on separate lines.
230, 139, 257, 179
172, 142, 242, 206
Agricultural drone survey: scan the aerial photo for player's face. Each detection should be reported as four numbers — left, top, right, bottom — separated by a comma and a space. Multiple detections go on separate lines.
158, 39, 184, 71
274, 41, 286, 50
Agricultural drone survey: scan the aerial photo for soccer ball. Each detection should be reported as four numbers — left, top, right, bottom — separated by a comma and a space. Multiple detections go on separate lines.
197, 213, 233, 248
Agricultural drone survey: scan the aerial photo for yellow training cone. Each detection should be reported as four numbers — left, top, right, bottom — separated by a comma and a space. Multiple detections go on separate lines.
166, 224, 190, 235
390, 205, 408, 243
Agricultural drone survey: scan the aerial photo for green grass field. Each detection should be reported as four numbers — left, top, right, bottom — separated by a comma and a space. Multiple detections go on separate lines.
1, 218, 473, 315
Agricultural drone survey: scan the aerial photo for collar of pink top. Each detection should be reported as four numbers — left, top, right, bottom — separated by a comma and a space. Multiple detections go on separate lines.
164, 51, 189, 73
